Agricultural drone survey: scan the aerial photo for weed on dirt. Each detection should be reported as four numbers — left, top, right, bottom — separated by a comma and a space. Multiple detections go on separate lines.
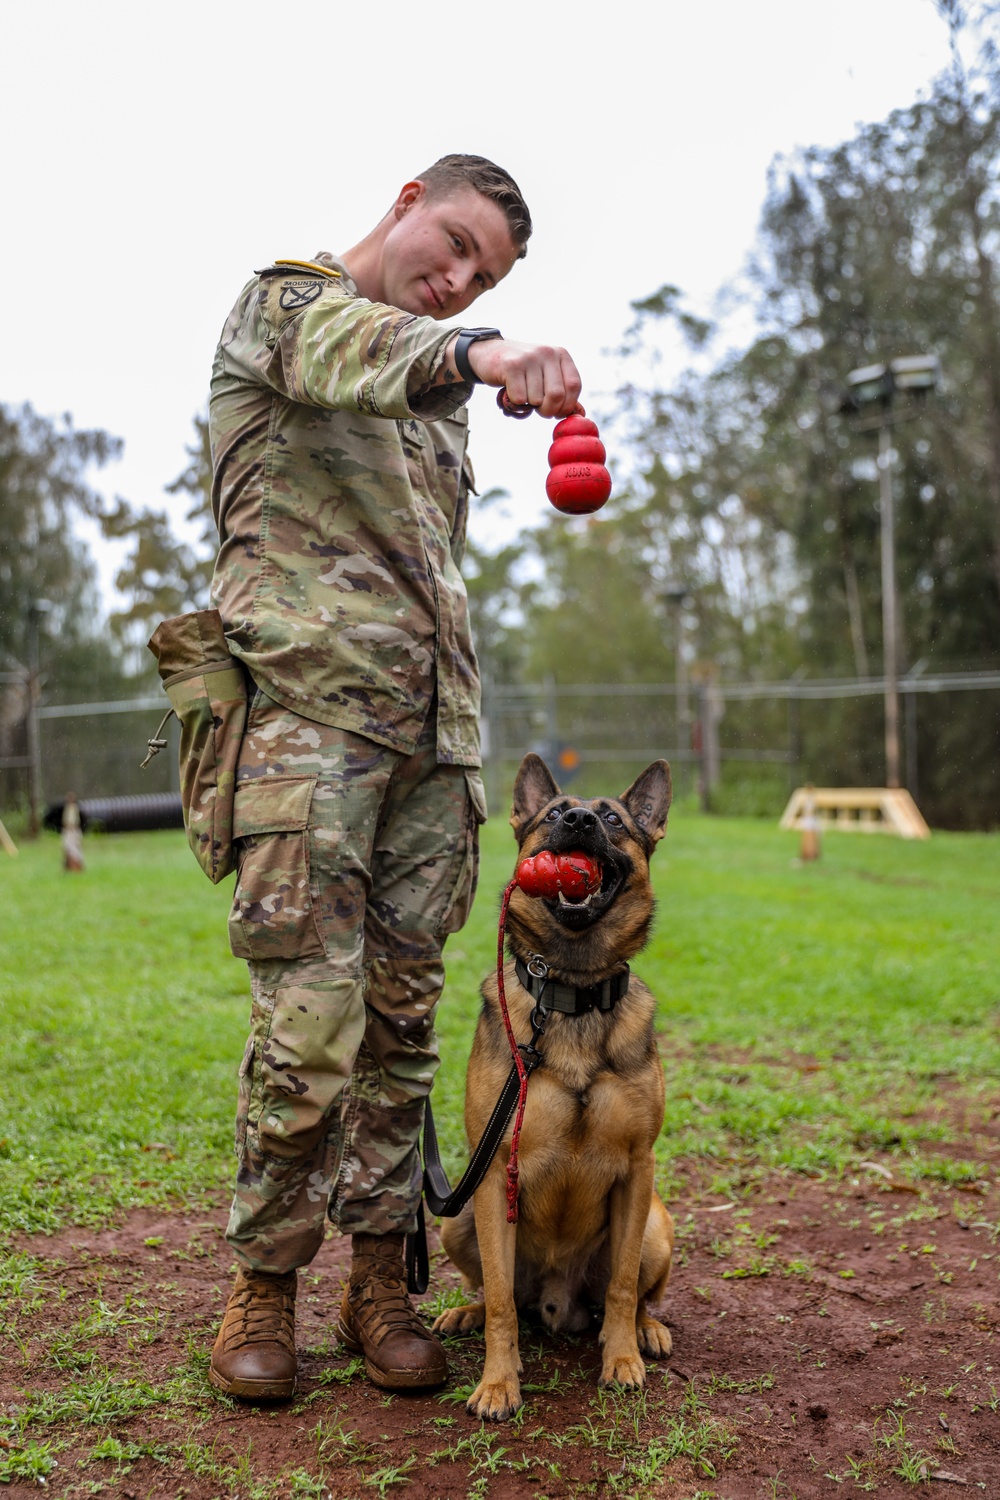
3, 1172, 1000, 1497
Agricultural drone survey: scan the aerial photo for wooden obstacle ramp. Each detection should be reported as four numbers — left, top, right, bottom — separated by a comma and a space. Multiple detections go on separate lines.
779, 787, 930, 840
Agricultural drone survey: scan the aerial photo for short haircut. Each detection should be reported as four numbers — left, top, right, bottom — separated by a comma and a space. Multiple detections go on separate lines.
418, 154, 532, 259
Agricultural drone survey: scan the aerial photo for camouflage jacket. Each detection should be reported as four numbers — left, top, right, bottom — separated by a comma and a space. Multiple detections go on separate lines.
208, 252, 481, 766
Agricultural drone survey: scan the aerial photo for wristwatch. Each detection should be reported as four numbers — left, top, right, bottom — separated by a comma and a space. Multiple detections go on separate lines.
454, 327, 503, 385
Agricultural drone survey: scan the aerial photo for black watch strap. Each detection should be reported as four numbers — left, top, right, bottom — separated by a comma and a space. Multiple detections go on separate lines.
454, 327, 502, 385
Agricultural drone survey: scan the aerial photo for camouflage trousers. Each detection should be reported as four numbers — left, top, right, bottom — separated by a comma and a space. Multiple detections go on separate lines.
224, 687, 486, 1272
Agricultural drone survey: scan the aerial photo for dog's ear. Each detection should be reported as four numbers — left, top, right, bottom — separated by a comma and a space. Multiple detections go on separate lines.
620, 760, 672, 848
510, 753, 561, 835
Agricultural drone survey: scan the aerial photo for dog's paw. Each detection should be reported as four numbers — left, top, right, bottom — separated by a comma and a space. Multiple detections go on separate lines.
466, 1375, 522, 1422
599, 1351, 647, 1390
432, 1302, 486, 1337
636, 1313, 673, 1359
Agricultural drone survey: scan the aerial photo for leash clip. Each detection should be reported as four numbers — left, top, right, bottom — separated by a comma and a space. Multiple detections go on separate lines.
528, 1004, 550, 1035
526, 953, 549, 980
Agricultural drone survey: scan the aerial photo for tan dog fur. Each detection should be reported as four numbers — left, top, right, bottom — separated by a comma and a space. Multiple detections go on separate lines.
434, 754, 675, 1421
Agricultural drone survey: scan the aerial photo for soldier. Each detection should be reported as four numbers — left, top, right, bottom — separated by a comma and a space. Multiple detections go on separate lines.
207, 155, 583, 1400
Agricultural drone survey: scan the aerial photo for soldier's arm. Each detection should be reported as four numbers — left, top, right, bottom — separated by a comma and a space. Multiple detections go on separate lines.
240, 275, 470, 422
225, 272, 582, 423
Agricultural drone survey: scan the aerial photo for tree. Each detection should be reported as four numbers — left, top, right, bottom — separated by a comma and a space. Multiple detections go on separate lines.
0, 402, 126, 693
463, 490, 532, 687
103, 412, 215, 650
477, 36, 1000, 823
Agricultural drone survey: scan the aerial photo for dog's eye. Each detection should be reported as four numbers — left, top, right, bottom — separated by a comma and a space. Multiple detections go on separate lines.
604, 811, 623, 826
544, 807, 562, 822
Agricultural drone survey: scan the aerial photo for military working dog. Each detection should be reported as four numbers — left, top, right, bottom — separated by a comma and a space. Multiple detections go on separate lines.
434, 753, 675, 1421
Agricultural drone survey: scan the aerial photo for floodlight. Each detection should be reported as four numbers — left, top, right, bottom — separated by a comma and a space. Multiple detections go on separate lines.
889, 355, 940, 393
837, 351, 941, 792
845, 363, 892, 407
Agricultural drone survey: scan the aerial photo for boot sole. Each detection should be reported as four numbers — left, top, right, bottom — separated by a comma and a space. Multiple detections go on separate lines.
207, 1363, 295, 1401
336, 1315, 447, 1390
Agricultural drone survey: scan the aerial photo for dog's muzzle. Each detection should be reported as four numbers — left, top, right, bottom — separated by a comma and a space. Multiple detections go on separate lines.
540, 809, 631, 929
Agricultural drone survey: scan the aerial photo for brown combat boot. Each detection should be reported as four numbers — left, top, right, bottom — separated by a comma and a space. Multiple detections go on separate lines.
337, 1233, 447, 1390
208, 1265, 297, 1400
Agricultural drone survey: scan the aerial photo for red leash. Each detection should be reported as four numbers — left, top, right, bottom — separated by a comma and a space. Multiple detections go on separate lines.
495, 851, 600, 1222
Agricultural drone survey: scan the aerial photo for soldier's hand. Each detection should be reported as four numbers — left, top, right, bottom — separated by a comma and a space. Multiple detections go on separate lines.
458, 337, 583, 419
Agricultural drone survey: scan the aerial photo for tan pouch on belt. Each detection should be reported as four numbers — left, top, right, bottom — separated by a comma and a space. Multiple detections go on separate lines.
147, 610, 247, 883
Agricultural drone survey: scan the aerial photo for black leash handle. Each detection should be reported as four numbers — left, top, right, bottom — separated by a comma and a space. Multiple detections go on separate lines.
405, 1015, 547, 1294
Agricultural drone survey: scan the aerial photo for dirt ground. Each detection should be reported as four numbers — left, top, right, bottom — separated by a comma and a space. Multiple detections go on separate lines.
3, 1162, 1000, 1500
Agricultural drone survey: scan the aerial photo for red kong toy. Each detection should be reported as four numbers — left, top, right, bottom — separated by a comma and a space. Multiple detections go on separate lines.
546, 414, 612, 515
515, 849, 601, 899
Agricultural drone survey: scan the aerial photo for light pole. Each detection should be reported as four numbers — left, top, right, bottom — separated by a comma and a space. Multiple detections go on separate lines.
843, 356, 939, 790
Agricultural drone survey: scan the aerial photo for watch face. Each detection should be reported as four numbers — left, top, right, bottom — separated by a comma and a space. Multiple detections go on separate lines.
462, 328, 501, 339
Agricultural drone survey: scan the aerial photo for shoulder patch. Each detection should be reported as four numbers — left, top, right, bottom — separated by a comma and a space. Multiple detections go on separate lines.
258, 267, 346, 347
279, 280, 322, 310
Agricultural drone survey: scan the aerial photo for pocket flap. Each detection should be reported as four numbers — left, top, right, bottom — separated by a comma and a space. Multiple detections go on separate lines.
148, 608, 231, 679
232, 776, 315, 837
465, 770, 488, 825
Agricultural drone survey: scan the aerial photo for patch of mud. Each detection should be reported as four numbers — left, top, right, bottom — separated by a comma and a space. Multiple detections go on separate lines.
2, 1173, 1000, 1498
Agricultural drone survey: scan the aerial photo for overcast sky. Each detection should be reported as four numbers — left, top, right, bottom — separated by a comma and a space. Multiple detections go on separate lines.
1, 0, 968, 608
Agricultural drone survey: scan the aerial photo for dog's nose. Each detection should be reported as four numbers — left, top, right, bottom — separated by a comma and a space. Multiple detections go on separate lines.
561, 807, 597, 831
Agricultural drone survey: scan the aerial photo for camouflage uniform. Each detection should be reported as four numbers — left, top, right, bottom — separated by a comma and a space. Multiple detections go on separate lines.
209, 254, 485, 1270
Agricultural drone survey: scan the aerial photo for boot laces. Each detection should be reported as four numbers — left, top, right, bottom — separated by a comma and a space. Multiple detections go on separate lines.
225, 1272, 295, 1351
350, 1259, 428, 1344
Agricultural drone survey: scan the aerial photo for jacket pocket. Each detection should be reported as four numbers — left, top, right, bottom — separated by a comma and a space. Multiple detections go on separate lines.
228, 776, 325, 961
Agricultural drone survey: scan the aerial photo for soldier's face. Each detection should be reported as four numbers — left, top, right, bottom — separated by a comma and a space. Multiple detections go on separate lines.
379, 182, 519, 319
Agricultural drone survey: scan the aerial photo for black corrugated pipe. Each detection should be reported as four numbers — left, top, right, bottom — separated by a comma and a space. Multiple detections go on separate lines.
43, 793, 184, 834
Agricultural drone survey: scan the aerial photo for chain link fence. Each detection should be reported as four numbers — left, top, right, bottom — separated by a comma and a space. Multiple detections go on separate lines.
2, 670, 998, 831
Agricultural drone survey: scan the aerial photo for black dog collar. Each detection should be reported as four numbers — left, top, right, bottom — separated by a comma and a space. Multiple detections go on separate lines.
514, 955, 630, 1015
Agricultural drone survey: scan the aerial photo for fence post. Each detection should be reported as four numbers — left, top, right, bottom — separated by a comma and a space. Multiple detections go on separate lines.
697, 683, 711, 813
545, 675, 559, 767
26, 668, 42, 838
905, 689, 918, 801
25, 601, 51, 838
787, 692, 801, 792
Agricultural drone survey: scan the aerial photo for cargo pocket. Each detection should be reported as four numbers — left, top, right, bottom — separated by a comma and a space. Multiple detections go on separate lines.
439, 770, 488, 936
228, 776, 325, 961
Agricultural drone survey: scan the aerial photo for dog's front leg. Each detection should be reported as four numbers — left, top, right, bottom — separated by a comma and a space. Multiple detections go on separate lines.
599, 1150, 655, 1389
466, 1165, 522, 1421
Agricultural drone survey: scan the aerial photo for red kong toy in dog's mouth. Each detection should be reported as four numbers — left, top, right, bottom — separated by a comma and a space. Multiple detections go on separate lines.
515, 850, 601, 903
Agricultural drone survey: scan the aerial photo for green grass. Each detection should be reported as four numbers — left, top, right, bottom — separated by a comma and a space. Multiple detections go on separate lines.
0, 831, 243, 1236
0, 814, 998, 1240
639, 818, 1000, 1195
